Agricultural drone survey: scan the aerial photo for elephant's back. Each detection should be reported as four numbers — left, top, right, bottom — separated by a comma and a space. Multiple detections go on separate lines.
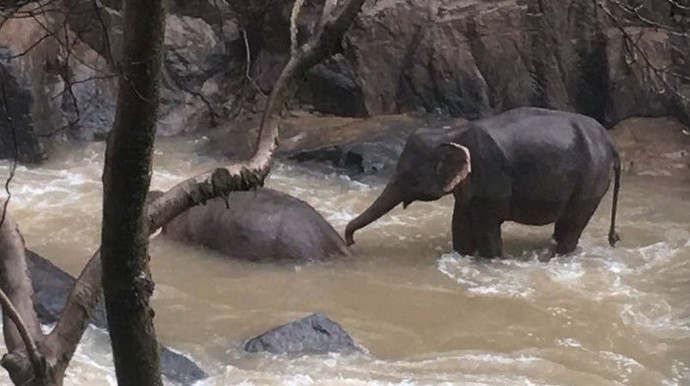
467, 108, 616, 201
164, 188, 348, 262
476, 108, 615, 165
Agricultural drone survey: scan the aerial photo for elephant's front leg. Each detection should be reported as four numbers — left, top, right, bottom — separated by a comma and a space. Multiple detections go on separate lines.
452, 199, 475, 255
470, 197, 504, 258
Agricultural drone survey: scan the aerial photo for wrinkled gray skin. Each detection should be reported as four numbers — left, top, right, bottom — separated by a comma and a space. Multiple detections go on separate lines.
152, 188, 350, 262
345, 107, 621, 259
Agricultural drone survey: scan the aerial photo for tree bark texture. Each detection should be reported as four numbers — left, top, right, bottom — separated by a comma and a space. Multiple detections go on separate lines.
99, 0, 166, 384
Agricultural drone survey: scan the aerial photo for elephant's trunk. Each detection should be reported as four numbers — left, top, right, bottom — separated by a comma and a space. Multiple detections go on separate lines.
345, 183, 403, 246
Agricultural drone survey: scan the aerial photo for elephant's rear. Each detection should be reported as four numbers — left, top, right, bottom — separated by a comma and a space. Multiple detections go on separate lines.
478, 108, 621, 245
568, 114, 621, 247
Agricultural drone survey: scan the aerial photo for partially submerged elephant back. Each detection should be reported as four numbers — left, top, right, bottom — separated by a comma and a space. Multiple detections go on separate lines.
156, 188, 350, 262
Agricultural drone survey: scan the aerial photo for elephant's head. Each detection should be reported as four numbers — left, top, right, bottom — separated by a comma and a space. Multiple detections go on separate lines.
345, 127, 471, 246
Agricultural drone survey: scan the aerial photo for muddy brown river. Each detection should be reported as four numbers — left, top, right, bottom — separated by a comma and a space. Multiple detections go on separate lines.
1, 137, 689, 385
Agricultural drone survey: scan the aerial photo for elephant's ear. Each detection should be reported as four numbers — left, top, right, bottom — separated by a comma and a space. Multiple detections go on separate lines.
437, 142, 471, 193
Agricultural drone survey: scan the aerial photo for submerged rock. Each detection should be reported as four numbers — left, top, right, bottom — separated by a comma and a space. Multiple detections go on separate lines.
26, 250, 208, 386
243, 313, 359, 356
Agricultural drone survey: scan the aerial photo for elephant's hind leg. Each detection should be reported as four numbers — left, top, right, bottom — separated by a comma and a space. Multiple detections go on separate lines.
552, 200, 601, 255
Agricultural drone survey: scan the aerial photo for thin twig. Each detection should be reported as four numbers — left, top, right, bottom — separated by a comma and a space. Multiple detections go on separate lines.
241, 29, 265, 97
595, 0, 690, 105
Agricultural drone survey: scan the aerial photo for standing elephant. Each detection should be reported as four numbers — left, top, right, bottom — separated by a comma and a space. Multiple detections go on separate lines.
151, 188, 350, 262
345, 107, 621, 259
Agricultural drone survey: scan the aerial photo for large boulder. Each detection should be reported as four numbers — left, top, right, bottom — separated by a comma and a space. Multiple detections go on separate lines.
26, 250, 208, 386
243, 313, 359, 356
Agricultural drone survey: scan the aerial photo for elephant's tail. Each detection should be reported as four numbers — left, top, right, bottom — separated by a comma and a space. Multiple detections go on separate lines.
608, 151, 621, 247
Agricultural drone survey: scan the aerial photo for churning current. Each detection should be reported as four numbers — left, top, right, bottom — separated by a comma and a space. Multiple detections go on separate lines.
1, 137, 689, 385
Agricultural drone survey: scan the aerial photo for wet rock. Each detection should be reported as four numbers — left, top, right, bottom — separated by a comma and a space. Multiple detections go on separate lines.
0, 12, 66, 162
279, 113, 467, 180
610, 116, 690, 179
286, 123, 412, 178
158, 14, 224, 136
26, 250, 208, 386
304, 55, 367, 117
0, 2, 233, 153
0, 7, 117, 152
0, 48, 44, 163
243, 313, 359, 356
306, 0, 689, 124
5, 0, 690, 164
58, 42, 118, 141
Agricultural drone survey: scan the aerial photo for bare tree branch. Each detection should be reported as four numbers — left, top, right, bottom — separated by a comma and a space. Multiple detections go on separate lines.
0, 287, 43, 381
290, 0, 305, 55
0, 213, 51, 386
241, 28, 265, 98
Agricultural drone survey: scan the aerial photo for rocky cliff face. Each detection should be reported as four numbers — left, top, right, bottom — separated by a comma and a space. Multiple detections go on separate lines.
323, 0, 689, 124
1, 0, 688, 162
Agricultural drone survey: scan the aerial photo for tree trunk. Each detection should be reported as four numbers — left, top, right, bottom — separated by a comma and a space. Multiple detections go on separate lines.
99, 0, 166, 384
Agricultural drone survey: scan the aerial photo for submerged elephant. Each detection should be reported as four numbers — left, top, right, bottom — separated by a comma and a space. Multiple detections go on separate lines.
151, 188, 350, 262
345, 107, 621, 259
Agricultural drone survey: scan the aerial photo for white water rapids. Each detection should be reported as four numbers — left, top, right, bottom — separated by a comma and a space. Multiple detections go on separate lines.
0, 137, 688, 385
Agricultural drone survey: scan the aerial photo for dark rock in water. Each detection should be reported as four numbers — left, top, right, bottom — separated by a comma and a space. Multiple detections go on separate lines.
279, 113, 467, 181
26, 250, 207, 386
27, 250, 109, 328
243, 313, 359, 356
288, 131, 409, 179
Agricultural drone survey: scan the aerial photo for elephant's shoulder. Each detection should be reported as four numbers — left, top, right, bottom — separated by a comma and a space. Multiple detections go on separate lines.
458, 124, 502, 154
